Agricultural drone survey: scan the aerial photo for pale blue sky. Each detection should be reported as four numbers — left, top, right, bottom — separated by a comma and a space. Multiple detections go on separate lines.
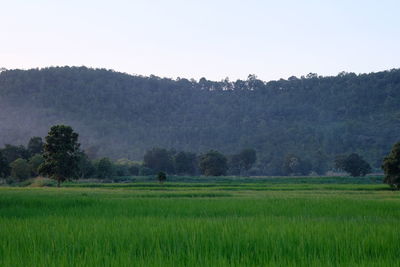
1, 0, 399, 81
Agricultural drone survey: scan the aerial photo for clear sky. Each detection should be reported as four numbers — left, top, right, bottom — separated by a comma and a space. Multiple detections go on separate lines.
1, 0, 399, 81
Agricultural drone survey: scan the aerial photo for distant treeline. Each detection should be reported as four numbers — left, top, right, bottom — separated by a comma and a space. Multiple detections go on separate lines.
0, 134, 373, 184
1, 67, 400, 174
0, 136, 256, 181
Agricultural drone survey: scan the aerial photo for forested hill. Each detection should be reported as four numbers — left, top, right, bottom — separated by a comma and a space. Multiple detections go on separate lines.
1, 66, 400, 174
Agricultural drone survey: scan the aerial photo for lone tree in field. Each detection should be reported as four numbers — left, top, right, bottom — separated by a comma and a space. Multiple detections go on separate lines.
157, 171, 167, 184
39, 125, 80, 187
334, 153, 371, 177
199, 150, 228, 176
382, 141, 400, 190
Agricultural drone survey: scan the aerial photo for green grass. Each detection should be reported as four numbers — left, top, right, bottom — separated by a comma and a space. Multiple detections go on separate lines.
0, 177, 399, 266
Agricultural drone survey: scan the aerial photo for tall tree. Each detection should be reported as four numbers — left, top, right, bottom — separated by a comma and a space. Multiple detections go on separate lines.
38, 125, 80, 187
382, 142, 400, 189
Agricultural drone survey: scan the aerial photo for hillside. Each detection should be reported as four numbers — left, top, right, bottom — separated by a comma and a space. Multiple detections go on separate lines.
1, 66, 399, 174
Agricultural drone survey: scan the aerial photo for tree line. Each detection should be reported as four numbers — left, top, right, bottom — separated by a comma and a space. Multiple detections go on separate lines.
0, 125, 382, 187
0, 125, 258, 185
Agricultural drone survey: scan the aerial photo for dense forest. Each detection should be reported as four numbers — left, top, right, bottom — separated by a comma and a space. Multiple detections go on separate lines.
1, 66, 399, 175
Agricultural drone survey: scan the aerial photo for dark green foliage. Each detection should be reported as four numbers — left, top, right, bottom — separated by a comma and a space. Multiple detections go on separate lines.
199, 150, 228, 176
229, 149, 257, 175
27, 137, 44, 156
144, 148, 174, 173
382, 142, 400, 189
239, 149, 257, 171
39, 125, 81, 186
10, 158, 30, 181
157, 171, 167, 183
77, 152, 95, 179
334, 155, 347, 171
114, 164, 128, 176
174, 151, 198, 175
139, 166, 156, 176
282, 154, 312, 176
0, 144, 29, 163
128, 164, 140, 176
114, 159, 140, 176
0, 151, 10, 178
1, 67, 400, 173
335, 153, 371, 177
95, 158, 114, 179
28, 154, 44, 176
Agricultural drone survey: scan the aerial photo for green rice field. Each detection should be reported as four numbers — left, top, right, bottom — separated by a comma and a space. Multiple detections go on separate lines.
0, 176, 399, 266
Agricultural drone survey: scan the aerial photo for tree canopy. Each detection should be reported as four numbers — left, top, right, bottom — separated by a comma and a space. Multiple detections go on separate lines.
38, 125, 81, 186
382, 142, 400, 189
10, 158, 30, 181
199, 150, 228, 176
1, 67, 399, 174
335, 153, 371, 177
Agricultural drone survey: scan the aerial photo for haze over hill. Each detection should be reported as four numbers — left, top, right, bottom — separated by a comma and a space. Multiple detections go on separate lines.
1, 66, 399, 174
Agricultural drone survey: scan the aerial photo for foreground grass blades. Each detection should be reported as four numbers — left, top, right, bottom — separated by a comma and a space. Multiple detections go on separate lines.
0, 180, 399, 266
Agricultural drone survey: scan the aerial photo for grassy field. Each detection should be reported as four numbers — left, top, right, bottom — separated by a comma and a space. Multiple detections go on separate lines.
0, 176, 399, 266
